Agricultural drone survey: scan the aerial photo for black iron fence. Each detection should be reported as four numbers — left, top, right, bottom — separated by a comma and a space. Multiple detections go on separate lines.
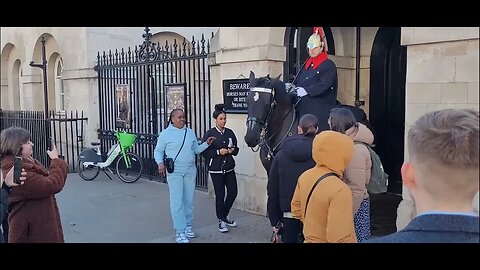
94, 27, 212, 189
0, 110, 88, 172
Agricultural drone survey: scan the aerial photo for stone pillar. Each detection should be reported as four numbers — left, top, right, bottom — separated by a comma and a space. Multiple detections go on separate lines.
396, 27, 479, 230
209, 27, 286, 215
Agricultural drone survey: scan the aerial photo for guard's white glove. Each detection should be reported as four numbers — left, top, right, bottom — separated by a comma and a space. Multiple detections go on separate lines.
295, 87, 308, 97
285, 83, 296, 93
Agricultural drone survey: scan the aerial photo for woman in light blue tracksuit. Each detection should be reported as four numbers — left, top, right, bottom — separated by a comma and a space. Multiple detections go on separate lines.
154, 109, 215, 243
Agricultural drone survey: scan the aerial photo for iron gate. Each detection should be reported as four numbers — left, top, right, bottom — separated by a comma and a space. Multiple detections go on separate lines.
94, 27, 213, 189
0, 110, 87, 172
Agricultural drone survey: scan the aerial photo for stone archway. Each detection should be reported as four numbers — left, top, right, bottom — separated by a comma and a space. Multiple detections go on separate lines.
369, 27, 406, 194
1, 43, 14, 109
1, 43, 23, 110
151, 31, 192, 54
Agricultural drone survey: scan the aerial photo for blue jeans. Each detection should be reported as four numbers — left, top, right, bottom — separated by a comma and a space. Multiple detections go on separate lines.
166, 164, 197, 234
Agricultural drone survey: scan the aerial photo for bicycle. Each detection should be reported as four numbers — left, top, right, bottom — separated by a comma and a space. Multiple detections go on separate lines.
77, 131, 143, 183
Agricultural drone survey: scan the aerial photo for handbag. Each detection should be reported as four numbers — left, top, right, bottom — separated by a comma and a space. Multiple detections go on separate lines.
297, 172, 338, 243
164, 129, 187, 174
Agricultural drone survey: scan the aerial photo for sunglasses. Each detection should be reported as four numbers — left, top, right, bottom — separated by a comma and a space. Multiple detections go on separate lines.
307, 42, 318, 49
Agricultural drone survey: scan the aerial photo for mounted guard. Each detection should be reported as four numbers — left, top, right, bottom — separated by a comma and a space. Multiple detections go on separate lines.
287, 27, 339, 131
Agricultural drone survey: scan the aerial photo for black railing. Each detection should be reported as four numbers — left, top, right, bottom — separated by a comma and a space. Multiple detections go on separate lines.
94, 27, 213, 190
0, 110, 88, 172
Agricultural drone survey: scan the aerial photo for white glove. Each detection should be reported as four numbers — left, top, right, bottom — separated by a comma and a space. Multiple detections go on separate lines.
296, 87, 308, 97
285, 83, 295, 92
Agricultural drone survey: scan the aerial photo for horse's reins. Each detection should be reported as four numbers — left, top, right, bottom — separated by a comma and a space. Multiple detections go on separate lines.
263, 107, 296, 160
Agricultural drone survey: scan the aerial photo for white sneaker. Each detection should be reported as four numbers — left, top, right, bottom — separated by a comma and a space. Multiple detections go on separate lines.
218, 220, 229, 233
175, 233, 189, 243
185, 226, 196, 238
224, 216, 237, 227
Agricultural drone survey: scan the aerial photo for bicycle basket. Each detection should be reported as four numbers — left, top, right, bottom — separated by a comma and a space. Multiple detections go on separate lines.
117, 132, 137, 149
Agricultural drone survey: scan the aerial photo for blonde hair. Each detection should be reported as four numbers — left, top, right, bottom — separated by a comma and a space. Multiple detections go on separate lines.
408, 109, 479, 169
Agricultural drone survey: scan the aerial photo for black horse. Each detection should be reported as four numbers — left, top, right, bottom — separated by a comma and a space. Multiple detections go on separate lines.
244, 71, 297, 172
244, 71, 371, 174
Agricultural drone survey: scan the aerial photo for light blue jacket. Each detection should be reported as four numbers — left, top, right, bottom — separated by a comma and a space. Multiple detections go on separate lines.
154, 125, 209, 168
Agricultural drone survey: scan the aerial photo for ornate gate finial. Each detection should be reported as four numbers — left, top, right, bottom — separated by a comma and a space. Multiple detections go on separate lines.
142, 27, 152, 41
139, 27, 158, 62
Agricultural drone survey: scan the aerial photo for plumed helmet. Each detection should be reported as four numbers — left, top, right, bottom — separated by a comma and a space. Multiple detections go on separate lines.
307, 32, 322, 49
307, 27, 325, 50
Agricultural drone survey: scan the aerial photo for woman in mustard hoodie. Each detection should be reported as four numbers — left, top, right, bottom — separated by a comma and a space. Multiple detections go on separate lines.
291, 130, 357, 243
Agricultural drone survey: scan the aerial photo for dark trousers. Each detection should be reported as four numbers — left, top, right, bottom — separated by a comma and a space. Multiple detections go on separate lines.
281, 217, 303, 243
211, 171, 238, 220
0, 188, 9, 243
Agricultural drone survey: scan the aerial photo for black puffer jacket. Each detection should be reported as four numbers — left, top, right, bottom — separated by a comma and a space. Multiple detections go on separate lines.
201, 127, 239, 174
267, 135, 316, 226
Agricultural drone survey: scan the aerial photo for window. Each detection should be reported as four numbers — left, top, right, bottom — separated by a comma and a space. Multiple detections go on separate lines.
55, 58, 65, 112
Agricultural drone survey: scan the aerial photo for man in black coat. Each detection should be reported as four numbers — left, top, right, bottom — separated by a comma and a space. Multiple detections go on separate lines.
267, 114, 318, 243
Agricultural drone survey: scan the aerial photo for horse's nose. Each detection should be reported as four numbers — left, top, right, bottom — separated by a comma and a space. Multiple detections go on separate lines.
245, 136, 258, 147
244, 132, 260, 147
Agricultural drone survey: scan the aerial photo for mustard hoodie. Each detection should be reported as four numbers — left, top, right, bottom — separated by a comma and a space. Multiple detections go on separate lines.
291, 130, 356, 243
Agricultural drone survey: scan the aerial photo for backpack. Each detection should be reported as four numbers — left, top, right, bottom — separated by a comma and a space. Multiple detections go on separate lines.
354, 142, 388, 194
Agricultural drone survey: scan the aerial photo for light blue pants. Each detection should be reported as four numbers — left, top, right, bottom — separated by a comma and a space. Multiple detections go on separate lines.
166, 164, 197, 234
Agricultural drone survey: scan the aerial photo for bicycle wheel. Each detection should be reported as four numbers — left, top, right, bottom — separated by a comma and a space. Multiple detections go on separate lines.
77, 156, 100, 181
116, 152, 143, 183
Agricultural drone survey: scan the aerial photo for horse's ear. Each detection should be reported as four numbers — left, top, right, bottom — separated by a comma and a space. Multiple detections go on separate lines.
249, 71, 255, 82
274, 74, 282, 81
266, 74, 270, 79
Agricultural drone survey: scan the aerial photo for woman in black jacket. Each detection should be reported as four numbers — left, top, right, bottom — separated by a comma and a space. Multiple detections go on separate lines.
267, 114, 318, 243
202, 104, 239, 233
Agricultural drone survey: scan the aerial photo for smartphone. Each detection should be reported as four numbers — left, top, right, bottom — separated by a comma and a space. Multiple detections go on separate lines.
47, 137, 52, 151
13, 156, 23, 184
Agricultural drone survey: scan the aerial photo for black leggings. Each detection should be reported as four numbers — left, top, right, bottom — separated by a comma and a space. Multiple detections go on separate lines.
210, 171, 238, 220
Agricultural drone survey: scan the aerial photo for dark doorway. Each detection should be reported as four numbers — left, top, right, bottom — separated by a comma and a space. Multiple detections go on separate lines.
369, 27, 406, 194
284, 27, 335, 83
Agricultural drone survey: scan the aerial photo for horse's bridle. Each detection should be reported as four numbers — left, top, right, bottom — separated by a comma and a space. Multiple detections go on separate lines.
246, 86, 276, 151
246, 85, 297, 160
